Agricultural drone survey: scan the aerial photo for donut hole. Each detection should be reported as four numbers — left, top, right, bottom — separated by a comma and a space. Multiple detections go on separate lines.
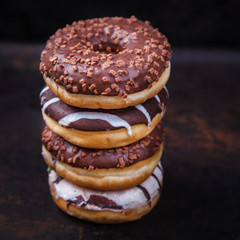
93, 42, 123, 54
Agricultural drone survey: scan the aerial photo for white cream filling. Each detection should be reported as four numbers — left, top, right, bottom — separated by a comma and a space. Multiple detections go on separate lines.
49, 161, 163, 212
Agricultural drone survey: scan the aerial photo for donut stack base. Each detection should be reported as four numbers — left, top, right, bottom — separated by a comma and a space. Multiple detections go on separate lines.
48, 160, 163, 223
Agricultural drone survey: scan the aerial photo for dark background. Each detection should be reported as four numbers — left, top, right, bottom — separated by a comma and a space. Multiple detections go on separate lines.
1, 0, 240, 48
1, 0, 240, 240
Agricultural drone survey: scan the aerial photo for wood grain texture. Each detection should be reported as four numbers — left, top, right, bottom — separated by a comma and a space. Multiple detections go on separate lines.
0, 44, 239, 240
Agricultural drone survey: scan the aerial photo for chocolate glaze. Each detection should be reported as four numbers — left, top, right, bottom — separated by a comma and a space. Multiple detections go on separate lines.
157, 163, 164, 174
66, 195, 122, 209
137, 185, 151, 206
51, 157, 56, 164
42, 123, 164, 169
40, 86, 169, 131
152, 173, 163, 193
53, 176, 63, 184
40, 16, 171, 96
66, 195, 123, 210
66, 195, 84, 208
88, 195, 122, 210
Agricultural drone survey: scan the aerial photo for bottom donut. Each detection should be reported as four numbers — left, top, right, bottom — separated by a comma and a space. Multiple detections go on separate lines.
48, 161, 164, 224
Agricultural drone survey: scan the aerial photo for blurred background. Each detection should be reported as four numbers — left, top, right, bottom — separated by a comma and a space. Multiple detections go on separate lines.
1, 0, 239, 48
1, 1, 240, 239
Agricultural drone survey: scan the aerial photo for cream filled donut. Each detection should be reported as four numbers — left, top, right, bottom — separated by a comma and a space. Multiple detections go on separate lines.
48, 161, 163, 223
42, 123, 164, 190
40, 85, 169, 148
40, 16, 171, 109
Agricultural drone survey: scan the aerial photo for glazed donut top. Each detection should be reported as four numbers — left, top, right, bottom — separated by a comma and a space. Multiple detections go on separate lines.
42, 123, 164, 169
40, 85, 169, 133
40, 16, 171, 97
49, 162, 163, 211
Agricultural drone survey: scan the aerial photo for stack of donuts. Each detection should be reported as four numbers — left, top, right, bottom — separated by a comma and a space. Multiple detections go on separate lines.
39, 16, 171, 223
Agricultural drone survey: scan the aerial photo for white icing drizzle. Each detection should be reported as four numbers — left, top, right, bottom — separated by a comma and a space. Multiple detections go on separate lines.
42, 97, 60, 112
49, 161, 163, 212
40, 86, 168, 132
154, 94, 161, 103
151, 162, 163, 186
135, 104, 151, 127
58, 112, 132, 136
39, 86, 49, 96
163, 86, 169, 98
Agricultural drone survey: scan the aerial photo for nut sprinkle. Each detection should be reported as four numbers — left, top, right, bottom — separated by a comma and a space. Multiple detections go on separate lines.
40, 16, 171, 96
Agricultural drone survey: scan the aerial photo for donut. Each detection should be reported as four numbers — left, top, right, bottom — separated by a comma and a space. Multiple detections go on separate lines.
42, 123, 164, 190
40, 16, 171, 109
48, 161, 163, 223
40, 85, 169, 148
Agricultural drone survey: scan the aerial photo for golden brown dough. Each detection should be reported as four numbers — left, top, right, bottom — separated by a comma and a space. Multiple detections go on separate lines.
42, 110, 162, 149
50, 185, 160, 224
43, 64, 170, 109
42, 142, 163, 190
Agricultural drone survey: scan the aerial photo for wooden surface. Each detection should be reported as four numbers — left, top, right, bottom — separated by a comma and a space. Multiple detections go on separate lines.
0, 44, 239, 240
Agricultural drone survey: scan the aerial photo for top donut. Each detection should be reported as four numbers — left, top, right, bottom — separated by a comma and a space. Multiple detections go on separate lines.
40, 16, 171, 109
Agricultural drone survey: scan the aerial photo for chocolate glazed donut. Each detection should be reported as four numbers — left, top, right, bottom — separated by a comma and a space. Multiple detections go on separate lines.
42, 123, 165, 190
40, 85, 169, 148
40, 16, 171, 109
